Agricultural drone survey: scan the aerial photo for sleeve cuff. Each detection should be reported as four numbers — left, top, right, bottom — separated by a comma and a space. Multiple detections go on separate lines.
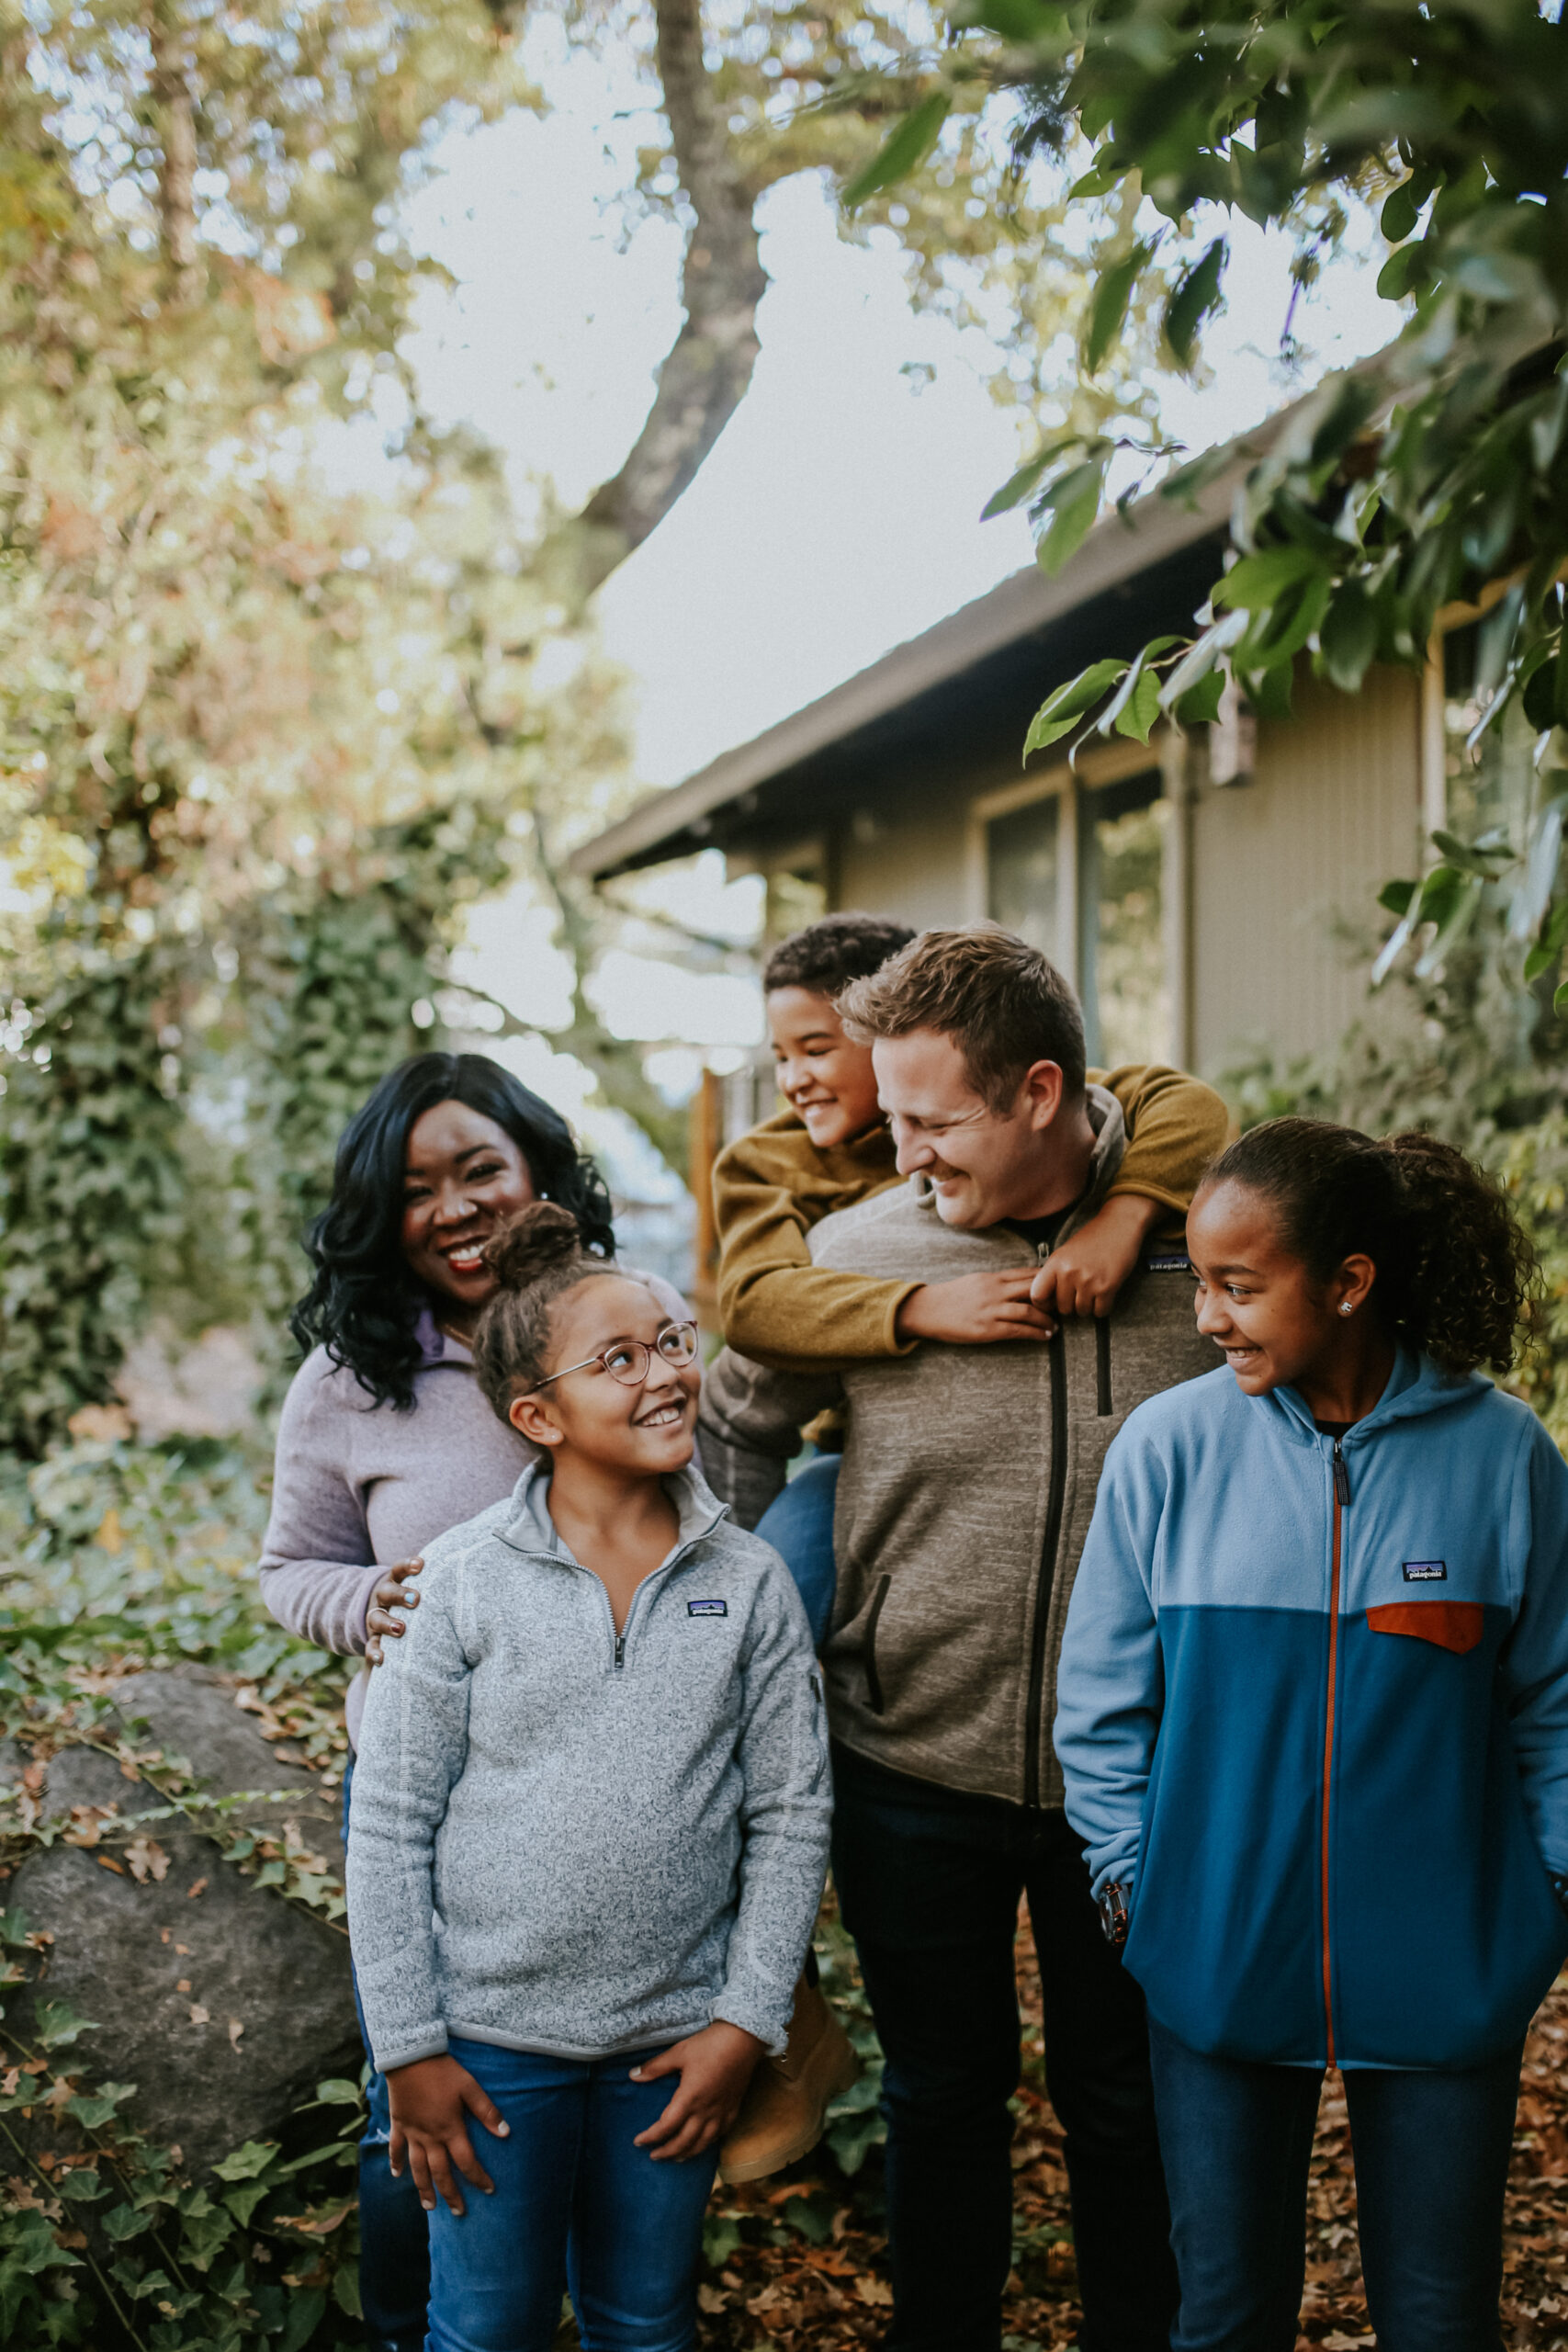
882, 1282, 924, 1357
352, 1564, 383, 1651
372, 2029, 449, 2073
710, 1990, 791, 2060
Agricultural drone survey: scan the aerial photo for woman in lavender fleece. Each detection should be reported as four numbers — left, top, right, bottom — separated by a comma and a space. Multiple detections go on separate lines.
259, 1051, 688, 2352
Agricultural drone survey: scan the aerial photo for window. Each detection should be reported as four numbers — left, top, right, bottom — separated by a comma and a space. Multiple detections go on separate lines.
1077, 771, 1167, 1068
986, 792, 1062, 961
979, 763, 1168, 1069
1439, 620, 1536, 848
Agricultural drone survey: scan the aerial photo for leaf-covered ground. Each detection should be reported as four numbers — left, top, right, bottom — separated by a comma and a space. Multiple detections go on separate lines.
677, 1924, 1568, 2352
6, 1436, 1567, 2352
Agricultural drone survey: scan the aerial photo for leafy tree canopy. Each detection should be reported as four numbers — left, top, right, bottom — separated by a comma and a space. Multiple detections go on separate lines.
836, 0, 1568, 993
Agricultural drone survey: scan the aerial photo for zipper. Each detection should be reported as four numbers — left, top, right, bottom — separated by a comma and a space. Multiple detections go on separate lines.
1023, 1321, 1068, 1808
863, 1575, 891, 1714
1320, 1439, 1349, 2065
614, 1632, 626, 1670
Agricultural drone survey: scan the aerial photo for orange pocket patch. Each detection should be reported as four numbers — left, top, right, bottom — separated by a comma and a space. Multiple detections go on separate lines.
1366, 1601, 1483, 1655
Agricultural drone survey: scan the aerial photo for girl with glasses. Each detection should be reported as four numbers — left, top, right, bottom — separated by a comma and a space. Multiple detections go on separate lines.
345, 1201, 831, 2352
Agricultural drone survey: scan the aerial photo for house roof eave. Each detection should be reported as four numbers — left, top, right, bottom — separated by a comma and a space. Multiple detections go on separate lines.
570, 408, 1291, 883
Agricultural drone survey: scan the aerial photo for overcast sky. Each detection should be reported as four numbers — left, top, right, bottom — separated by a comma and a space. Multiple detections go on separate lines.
396, 19, 1403, 791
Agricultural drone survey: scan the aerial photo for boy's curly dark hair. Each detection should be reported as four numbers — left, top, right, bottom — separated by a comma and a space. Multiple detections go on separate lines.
471, 1202, 619, 1419
1202, 1116, 1539, 1374
761, 911, 916, 999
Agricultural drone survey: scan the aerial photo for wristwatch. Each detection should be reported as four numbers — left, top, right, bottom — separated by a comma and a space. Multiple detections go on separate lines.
1097, 1882, 1130, 1951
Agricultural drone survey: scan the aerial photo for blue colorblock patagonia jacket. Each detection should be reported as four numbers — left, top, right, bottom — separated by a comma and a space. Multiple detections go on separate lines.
1054, 1349, 1568, 2070
346, 1461, 831, 2074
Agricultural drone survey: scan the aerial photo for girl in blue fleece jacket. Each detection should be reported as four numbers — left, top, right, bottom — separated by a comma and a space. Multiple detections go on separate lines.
1055, 1117, 1568, 2352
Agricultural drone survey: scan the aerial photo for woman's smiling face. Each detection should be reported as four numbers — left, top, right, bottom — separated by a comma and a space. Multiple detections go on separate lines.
400, 1100, 536, 1319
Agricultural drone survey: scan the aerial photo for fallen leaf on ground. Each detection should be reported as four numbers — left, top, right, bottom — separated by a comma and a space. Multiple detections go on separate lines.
126, 1835, 169, 1884
855, 2275, 893, 2306
188, 2005, 209, 2026
186, 1878, 208, 1898
96, 1854, 126, 1875
228, 2018, 244, 2050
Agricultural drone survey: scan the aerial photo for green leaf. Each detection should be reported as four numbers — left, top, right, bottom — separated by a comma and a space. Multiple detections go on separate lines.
1164, 238, 1226, 368
102, 2204, 155, 2244
1022, 658, 1128, 760
1555, 977, 1568, 1013
1318, 582, 1381, 693
841, 95, 952, 210
210, 2139, 281, 2183
1213, 545, 1325, 611
1083, 238, 1156, 377
1378, 879, 1416, 916
1100, 638, 1182, 743
333, 2263, 364, 2319
1174, 669, 1226, 726
1376, 240, 1429, 301
276, 2284, 327, 2352
1032, 458, 1107, 575
57, 2166, 110, 2202
32, 1996, 96, 2048
981, 435, 1084, 522
68, 2083, 135, 2129
1429, 830, 1513, 876
313, 2077, 365, 2106
222, 2180, 274, 2227
1380, 171, 1432, 245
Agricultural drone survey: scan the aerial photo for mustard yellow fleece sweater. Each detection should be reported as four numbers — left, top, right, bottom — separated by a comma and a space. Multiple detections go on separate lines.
713, 1063, 1230, 1374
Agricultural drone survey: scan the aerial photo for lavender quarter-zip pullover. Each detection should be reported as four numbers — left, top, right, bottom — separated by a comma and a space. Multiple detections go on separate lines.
258, 1274, 690, 1747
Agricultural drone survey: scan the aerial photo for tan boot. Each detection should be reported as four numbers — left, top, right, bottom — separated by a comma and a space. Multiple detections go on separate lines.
718, 1974, 861, 2185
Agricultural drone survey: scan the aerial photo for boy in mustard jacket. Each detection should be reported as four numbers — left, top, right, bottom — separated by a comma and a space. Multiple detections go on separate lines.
716, 911, 1228, 1382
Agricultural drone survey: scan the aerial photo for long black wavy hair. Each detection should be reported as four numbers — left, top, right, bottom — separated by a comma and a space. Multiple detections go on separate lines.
289, 1053, 616, 1408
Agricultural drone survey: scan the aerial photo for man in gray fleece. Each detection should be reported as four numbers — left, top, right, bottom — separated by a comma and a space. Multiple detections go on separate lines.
697, 928, 1217, 2352
345, 1458, 831, 2079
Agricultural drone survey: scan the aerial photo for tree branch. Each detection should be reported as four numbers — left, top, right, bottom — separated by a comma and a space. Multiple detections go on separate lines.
558, 0, 766, 600
148, 6, 201, 308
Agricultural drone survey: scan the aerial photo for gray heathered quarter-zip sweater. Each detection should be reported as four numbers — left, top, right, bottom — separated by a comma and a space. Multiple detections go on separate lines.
345, 1462, 831, 2075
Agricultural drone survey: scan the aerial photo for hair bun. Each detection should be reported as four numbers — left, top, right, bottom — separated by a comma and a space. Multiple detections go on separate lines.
482, 1201, 583, 1292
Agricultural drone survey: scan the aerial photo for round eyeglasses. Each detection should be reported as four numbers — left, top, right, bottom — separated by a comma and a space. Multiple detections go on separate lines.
526, 1319, 699, 1395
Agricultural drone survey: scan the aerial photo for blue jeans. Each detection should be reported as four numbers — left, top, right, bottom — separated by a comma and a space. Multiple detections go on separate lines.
426, 2036, 718, 2352
831, 1742, 1175, 2352
754, 1451, 839, 1648
343, 1763, 431, 2352
1148, 2019, 1523, 2352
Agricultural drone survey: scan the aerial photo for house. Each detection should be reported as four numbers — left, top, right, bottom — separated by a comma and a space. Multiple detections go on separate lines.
574, 394, 1495, 1131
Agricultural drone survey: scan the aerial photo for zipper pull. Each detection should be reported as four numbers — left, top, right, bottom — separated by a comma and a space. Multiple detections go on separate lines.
1332, 1440, 1350, 1507
614, 1632, 626, 1670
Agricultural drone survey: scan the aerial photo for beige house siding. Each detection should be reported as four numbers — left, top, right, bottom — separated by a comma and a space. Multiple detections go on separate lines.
833, 764, 1000, 929
811, 664, 1421, 1082
1189, 664, 1422, 1078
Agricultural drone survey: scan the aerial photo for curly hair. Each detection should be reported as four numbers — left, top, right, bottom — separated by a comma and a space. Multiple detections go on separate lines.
289, 1053, 616, 1409
761, 911, 916, 998
470, 1202, 622, 1420
1202, 1117, 1539, 1374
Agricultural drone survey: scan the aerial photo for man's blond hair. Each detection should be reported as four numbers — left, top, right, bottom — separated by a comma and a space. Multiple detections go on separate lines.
836, 924, 1087, 1114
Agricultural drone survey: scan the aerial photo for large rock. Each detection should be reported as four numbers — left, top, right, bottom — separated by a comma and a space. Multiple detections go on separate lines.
7, 1667, 360, 2176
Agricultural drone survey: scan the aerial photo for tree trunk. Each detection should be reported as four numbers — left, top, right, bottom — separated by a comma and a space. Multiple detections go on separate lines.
559, 0, 767, 600
148, 6, 201, 308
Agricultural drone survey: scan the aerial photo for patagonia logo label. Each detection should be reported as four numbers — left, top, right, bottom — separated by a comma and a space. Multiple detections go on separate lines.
688, 1600, 728, 1618
1145, 1253, 1192, 1272
1403, 1560, 1448, 1582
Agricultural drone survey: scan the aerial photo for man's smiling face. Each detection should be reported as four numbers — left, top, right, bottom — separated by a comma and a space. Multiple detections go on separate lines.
873, 1028, 1069, 1229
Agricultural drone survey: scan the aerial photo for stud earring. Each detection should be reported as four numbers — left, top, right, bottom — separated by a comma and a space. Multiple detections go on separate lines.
1339, 1302, 1354, 1316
